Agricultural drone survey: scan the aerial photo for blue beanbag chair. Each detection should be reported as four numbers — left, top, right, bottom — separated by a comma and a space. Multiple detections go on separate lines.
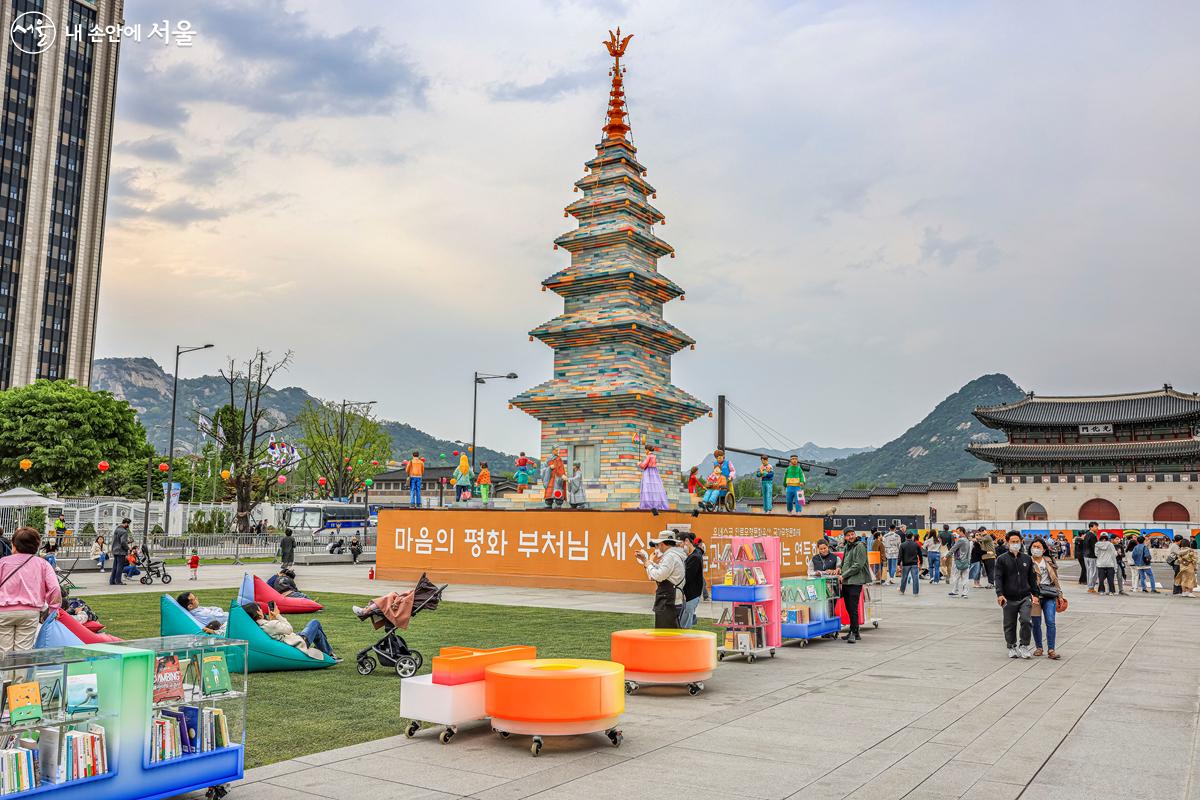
225, 600, 335, 672
36, 616, 84, 648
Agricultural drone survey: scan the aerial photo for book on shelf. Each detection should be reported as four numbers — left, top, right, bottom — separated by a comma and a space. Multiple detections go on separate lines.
806, 585, 818, 600
735, 544, 752, 561
35, 668, 64, 719
734, 631, 752, 651
752, 542, 768, 561
723, 631, 735, 649
65, 673, 99, 715
152, 705, 233, 762
732, 606, 753, 626
752, 566, 767, 585
717, 607, 732, 626
6, 682, 41, 725
153, 655, 185, 704
717, 543, 732, 563
752, 605, 769, 625
0, 744, 36, 794
200, 653, 231, 696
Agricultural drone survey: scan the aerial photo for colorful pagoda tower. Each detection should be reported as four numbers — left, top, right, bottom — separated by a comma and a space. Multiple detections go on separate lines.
511, 30, 709, 509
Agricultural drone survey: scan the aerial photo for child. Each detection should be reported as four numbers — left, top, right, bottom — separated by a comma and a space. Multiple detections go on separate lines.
568, 462, 586, 509
477, 462, 492, 504
188, 548, 200, 580
514, 452, 530, 493
686, 466, 700, 497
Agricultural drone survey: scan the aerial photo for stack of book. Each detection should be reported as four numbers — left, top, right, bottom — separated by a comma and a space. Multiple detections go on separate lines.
0, 740, 37, 794
149, 706, 231, 762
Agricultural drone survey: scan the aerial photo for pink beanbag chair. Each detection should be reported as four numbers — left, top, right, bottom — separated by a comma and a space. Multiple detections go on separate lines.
56, 609, 121, 643
83, 620, 105, 633
253, 575, 323, 614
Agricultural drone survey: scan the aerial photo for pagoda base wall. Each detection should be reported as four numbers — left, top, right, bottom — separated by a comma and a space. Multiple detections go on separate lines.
538, 416, 684, 509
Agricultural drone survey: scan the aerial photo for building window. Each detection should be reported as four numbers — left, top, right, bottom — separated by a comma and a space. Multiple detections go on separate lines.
572, 444, 600, 481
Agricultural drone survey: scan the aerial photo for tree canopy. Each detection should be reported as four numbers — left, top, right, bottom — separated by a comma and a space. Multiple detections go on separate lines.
0, 380, 152, 494
296, 400, 391, 498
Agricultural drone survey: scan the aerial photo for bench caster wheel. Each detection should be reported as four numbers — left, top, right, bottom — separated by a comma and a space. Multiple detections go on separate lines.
438, 726, 456, 744
717, 652, 725, 661
688, 682, 703, 695
205, 785, 229, 800
624, 680, 639, 695
405, 720, 420, 738
747, 654, 757, 664
531, 736, 543, 757
606, 728, 623, 747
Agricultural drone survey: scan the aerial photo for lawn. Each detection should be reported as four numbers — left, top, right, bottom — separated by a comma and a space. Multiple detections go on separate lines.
80, 588, 696, 767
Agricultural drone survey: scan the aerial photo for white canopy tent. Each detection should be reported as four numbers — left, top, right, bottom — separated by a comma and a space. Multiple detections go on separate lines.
0, 487, 64, 508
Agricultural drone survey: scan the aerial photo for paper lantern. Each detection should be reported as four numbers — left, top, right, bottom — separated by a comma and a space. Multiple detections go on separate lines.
439, 453, 447, 460
452, 451, 459, 457
346, 465, 353, 472
357, 459, 364, 465
371, 460, 379, 466
158, 462, 170, 473
220, 469, 231, 480
317, 476, 327, 487
401, 460, 409, 468
344, 457, 350, 462
277, 475, 287, 485
18, 459, 31, 471
97, 460, 110, 473
467, 446, 473, 452
364, 478, 374, 487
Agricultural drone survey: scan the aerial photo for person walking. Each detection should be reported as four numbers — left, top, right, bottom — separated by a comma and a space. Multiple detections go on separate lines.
898, 533, 921, 595
1175, 540, 1197, 597
676, 532, 705, 628
1168, 535, 1183, 594
925, 532, 942, 584
109, 518, 132, 586
636, 531, 686, 628
969, 532, 984, 588
995, 530, 1038, 658
1131, 535, 1159, 593
279, 528, 296, 569
1095, 533, 1118, 595
949, 527, 972, 598
1114, 535, 1130, 595
882, 525, 901, 584
1075, 531, 1088, 584
0, 528, 61, 655
838, 529, 870, 643
871, 529, 885, 584
979, 530, 997, 588
1028, 537, 1064, 659
1083, 522, 1100, 592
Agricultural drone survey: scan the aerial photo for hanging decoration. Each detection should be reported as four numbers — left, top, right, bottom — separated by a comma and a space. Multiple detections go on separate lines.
277, 475, 287, 485
364, 478, 374, 488
19, 459, 31, 471
97, 461, 110, 473
220, 469, 231, 480
158, 463, 170, 473
317, 476, 327, 487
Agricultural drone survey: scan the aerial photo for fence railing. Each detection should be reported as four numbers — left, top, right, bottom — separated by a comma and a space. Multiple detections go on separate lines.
49, 529, 378, 565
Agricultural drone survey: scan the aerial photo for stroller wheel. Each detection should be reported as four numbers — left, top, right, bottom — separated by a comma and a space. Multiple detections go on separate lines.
161, 573, 173, 584
357, 657, 377, 676
139, 576, 152, 585
395, 655, 418, 678
404, 720, 420, 738
409, 650, 424, 671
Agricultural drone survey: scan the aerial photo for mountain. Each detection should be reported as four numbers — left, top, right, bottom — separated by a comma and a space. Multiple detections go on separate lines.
810, 373, 1025, 491
698, 443, 874, 479
90, 357, 515, 468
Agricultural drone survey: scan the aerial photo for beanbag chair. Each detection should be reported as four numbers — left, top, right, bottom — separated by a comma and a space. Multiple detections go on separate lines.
35, 616, 84, 648
82, 620, 105, 633
160, 593, 207, 637
56, 608, 120, 643
225, 600, 335, 672
252, 574, 322, 614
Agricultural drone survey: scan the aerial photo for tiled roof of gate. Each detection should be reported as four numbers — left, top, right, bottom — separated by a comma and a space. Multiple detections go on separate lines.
974, 387, 1200, 429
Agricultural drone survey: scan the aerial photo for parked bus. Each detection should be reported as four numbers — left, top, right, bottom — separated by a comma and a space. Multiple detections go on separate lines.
283, 501, 406, 542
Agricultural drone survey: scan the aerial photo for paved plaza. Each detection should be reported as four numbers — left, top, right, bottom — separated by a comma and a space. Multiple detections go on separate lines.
122, 563, 1200, 800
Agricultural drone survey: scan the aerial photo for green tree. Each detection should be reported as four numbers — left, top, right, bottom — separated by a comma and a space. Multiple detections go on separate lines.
0, 380, 151, 494
296, 400, 390, 498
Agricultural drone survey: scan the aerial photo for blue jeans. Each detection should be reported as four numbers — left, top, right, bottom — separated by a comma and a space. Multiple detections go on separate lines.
1031, 596, 1057, 650
300, 619, 334, 656
899, 565, 920, 594
970, 562, 982, 581
761, 481, 773, 513
702, 489, 722, 505
410, 477, 422, 506
928, 553, 942, 582
1137, 566, 1157, 591
677, 596, 701, 629
887, 557, 898, 579
785, 486, 803, 512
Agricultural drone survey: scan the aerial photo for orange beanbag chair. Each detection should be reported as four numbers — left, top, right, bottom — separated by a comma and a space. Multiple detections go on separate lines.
56, 608, 121, 643
254, 574, 323, 613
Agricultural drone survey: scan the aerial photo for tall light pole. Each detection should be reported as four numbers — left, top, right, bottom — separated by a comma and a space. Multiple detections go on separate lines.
164, 344, 214, 542
471, 371, 518, 470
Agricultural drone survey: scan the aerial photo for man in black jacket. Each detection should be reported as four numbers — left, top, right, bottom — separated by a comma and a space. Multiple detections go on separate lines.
1082, 522, 1099, 592
898, 534, 922, 595
676, 532, 705, 629
995, 530, 1039, 659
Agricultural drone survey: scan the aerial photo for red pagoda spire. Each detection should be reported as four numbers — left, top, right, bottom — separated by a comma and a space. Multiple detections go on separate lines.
602, 28, 633, 140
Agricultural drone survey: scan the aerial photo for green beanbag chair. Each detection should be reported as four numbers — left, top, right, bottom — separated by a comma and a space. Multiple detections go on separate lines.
225, 600, 336, 672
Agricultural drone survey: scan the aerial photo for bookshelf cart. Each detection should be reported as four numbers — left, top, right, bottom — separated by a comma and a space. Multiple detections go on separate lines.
0, 636, 247, 800
711, 536, 780, 663
780, 575, 842, 646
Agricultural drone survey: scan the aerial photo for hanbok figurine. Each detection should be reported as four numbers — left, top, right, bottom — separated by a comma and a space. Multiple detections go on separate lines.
542, 450, 567, 508
639, 445, 669, 511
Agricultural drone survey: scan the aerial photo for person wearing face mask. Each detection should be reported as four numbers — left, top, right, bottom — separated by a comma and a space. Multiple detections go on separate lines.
837, 529, 870, 643
1028, 538, 1063, 660
994, 530, 1039, 659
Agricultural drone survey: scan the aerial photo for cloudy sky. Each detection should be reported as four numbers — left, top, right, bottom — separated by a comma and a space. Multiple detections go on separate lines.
97, 0, 1200, 466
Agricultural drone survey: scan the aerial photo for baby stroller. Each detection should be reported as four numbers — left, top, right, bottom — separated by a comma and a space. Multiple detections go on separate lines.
136, 548, 172, 585
355, 573, 446, 677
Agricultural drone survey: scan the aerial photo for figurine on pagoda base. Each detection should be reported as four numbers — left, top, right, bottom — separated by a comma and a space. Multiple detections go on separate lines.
510, 30, 709, 510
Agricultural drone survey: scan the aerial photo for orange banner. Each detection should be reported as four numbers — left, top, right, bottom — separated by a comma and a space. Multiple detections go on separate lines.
376, 509, 826, 593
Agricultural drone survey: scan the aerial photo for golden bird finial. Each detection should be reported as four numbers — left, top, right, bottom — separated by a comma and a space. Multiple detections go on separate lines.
601, 29, 633, 140
604, 28, 633, 59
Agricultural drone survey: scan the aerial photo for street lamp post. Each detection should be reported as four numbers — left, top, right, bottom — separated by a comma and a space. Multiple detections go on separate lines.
471, 371, 518, 471
164, 344, 214, 545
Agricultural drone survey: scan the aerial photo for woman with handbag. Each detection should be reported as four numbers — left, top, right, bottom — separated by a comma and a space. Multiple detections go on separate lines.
0, 527, 61, 655
1029, 537, 1064, 659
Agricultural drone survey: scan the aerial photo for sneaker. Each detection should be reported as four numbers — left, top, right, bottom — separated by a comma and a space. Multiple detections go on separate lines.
351, 605, 370, 618
1018, 646, 1032, 659
1087, 588, 1097, 594
1007, 647, 1018, 659
948, 592, 959, 597
961, 593, 969, 598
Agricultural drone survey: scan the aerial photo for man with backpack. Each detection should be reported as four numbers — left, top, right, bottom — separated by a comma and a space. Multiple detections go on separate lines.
995, 530, 1039, 659
1131, 536, 1159, 593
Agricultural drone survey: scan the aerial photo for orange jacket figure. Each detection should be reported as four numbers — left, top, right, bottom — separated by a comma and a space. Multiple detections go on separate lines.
406, 457, 425, 477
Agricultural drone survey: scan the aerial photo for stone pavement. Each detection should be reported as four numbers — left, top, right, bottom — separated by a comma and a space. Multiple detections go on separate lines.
160, 565, 1200, 800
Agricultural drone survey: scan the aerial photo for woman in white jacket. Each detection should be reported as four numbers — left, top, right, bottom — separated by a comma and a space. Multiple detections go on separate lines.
89, 535, 108, 571
637, 531, 687, 628
1094, 534, 1118, 595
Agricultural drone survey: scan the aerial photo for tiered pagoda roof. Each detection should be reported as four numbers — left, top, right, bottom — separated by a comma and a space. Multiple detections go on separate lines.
967, 439, 1200, 464
974, 387, 1200, 429
511, 29, 708, 428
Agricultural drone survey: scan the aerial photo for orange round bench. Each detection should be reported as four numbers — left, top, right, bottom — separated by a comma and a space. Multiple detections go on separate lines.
484, 659, 625, 752
610, 629, 716, 694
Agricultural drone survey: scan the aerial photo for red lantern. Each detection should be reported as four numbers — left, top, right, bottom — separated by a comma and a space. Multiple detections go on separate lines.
158, 462, 169, 473
97, 460, 110, 473
346, 465, 353, 472
452, 451, 459, 457
371, 460, 379, 466
277, 475, 287, 485
344, 457, 350, 462
317, 476, 327, 487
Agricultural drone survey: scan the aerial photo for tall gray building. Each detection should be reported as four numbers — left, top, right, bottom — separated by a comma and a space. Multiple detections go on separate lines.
1, 0, 122, 388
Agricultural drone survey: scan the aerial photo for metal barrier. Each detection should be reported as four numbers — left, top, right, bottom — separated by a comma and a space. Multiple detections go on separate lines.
47, 529, 377, 563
